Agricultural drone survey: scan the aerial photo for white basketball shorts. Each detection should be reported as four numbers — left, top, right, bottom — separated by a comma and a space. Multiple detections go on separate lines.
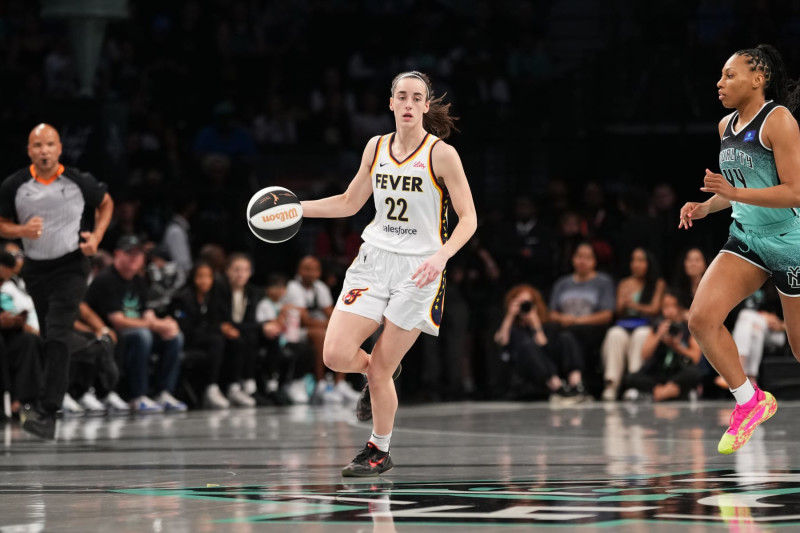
335, 243, 445, 336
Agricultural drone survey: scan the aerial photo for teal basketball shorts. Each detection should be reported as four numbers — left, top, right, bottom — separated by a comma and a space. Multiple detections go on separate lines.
721, 217, 800, 296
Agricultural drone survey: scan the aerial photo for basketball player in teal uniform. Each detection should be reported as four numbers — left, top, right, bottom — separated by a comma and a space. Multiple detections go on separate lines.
680, 44, 800, 454
300, 71, 477, 476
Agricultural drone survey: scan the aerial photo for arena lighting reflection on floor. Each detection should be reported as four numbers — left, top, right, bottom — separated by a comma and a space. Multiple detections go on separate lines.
114, 470, 800, 528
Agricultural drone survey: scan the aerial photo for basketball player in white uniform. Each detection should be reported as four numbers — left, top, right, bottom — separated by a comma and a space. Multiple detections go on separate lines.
301, 71, 477, 476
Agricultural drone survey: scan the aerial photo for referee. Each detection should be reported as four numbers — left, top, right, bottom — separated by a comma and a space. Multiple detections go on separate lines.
0, 123, 113, 439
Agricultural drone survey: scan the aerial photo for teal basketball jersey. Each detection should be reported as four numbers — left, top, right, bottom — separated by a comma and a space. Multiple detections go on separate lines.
719, 100, 798, 225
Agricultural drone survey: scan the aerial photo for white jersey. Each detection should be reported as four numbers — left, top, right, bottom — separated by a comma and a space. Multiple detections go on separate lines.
361, 132, 449, 255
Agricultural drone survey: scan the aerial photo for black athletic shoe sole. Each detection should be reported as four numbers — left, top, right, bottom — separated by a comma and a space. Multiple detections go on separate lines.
341, 457, 394, 477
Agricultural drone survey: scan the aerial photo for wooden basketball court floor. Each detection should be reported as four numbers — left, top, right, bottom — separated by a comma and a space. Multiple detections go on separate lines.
2, 400, 800, 532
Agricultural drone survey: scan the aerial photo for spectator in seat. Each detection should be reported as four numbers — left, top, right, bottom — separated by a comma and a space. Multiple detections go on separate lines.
549, 242, 615, 396
494, 284, 589, 404
255, 273, 304, 405
623, 291, 702, 402
286, 255, 361, 404
0, 250, 43, 419
161, 195, 195, 276
601, 247, 666, 401
170, 261, 228, 409
66, 302, 128, 415
84, 235, 186, 412
1, 240, 39, 334
145, 245, 185, 317
214, 253, 261, 407
672, 247, 709, 316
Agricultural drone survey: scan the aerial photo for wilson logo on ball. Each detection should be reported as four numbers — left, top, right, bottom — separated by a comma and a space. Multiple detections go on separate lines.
261, 207, 299, 224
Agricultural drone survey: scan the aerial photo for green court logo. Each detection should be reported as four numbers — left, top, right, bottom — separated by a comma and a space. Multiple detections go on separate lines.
117, 470, 800, 526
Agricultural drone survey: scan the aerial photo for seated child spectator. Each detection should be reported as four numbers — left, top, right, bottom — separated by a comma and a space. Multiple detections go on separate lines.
255, 273, 304, 404
623, 291, 702, 402
84, 235, 186, 412
170, 261, 229, 409
214, 253, 261, 407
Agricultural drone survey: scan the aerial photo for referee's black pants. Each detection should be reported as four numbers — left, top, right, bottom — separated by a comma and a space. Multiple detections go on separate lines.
22, 250, 89, 414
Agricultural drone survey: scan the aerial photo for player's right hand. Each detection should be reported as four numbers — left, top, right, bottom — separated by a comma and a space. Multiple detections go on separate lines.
678, 202, 710, 229
22, 217, 43, 239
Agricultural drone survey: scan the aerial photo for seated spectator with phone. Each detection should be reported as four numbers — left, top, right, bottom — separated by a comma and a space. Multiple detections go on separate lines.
622, 291, 702, 402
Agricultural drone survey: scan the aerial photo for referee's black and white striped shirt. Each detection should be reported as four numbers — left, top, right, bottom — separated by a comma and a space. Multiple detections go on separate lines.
0, 164, 107, 261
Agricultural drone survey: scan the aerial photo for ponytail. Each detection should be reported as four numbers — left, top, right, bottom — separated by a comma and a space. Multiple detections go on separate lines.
391, 71, 460, 139
737, 44, 800, 114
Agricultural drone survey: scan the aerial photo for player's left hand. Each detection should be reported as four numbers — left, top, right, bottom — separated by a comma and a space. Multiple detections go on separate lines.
700, 168, 736, 200
412, 250, 448, 288
79, 231, 99, 256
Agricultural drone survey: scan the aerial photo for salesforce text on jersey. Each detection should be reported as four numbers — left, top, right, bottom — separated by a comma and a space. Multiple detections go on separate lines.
383, 224, 418, 235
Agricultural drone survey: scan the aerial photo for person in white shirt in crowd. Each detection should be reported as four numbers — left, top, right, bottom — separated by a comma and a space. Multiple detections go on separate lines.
285, 255, 361, 404
254, 273, 305, 405
1, 240, 39, 335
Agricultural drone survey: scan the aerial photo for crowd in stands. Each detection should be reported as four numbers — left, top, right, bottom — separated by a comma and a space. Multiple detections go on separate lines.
1, 1, 799, 419
1, 182, 790, 419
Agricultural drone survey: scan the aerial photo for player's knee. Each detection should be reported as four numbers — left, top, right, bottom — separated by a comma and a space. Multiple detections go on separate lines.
322, 339, 350, 372
366, 363, 393, 384
687, 308, 716, 339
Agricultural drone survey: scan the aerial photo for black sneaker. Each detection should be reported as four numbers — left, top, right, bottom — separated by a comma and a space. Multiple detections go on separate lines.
355, 364, 402, 422
20, 404, 56, 440
341, 442, 394, 477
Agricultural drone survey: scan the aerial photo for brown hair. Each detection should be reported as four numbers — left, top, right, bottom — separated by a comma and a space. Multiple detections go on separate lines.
503, 284, 549, 323
390, 71, 459, 139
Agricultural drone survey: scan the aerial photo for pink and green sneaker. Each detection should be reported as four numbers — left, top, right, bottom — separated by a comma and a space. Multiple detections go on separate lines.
718, 385, 777, 455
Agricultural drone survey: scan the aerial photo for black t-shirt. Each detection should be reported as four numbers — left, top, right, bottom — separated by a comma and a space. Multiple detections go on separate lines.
84, 266, 149, 327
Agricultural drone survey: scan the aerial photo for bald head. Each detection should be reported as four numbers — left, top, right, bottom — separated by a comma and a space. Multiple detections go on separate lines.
27, 123, 62, 178
29, 123, 60, 144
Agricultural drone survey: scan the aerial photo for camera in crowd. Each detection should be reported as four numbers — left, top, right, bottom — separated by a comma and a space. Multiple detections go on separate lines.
667, 322, 682, 337
519, 301, 533, 314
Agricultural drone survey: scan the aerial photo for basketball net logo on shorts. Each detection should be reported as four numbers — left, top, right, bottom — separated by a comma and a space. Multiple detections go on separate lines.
342, 288, 369, 305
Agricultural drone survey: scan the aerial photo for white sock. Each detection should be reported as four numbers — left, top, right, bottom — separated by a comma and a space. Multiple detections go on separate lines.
730, 378, 756, 405
369, 431, 391, 452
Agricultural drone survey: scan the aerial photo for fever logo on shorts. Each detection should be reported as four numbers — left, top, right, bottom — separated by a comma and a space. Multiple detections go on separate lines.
342, 288, 369, 305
